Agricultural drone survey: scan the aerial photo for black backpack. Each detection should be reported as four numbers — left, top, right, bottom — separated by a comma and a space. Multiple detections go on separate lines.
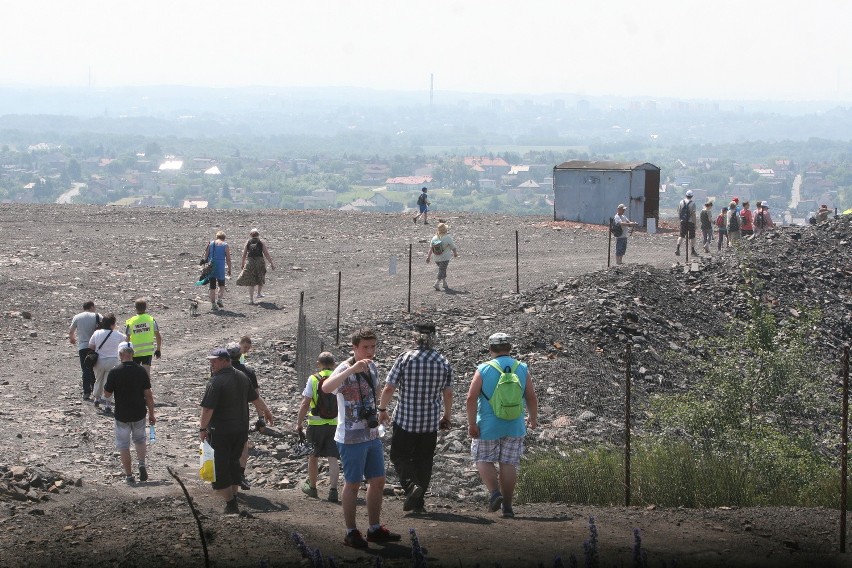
311, 372, 338, 419
755, 211, 766, 229
610, 219, 623, 237
678, 200, 692, 223
247, 238, 264, 258
417, 193, 427, 206
728, 210, 740, 231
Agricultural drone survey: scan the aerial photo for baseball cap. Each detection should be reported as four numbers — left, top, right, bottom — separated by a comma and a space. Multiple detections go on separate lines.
685, 190, 694, 198
117, 341, 134, 353
617, 203, 626, 209
225, 342, 242, 360
488, 332, 512, 346
206, 347, 230, 360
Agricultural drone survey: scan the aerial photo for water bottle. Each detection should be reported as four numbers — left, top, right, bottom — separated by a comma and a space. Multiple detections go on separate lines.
377, 424, 386, 437
149, 424, 156, 443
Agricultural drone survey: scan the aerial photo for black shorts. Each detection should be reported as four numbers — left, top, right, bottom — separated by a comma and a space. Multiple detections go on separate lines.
209, 429, 248, 490
133, 355, 153, 366
679, 221, 696, 239
209, 278, 226, 290
306, 423, 339, 458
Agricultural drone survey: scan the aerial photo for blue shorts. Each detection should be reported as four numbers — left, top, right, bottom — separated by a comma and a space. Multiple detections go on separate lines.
419, 204, 428, 213
337, 438, 385, 483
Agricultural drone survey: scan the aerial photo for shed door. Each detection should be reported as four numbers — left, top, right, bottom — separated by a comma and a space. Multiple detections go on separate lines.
643, 170, 660, 222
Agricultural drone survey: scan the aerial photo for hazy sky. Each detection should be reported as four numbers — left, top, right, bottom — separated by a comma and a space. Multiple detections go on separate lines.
3, 0, 850, 102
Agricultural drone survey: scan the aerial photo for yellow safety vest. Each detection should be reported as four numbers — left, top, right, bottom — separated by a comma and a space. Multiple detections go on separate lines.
125, 313, 156, 357
307, 370, 337, 426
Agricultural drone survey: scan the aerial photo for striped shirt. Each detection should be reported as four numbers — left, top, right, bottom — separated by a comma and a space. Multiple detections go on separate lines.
384, 347, 453, 433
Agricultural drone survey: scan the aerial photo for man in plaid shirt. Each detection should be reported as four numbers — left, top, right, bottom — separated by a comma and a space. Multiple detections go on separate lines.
378, 322, 453, 513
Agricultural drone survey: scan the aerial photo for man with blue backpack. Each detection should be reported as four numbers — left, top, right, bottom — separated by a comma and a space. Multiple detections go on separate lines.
675, 189, 699, 257
465, 332, 538, 519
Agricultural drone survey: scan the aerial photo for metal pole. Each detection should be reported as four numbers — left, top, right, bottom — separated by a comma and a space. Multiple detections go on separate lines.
607, 218, 613, 268
515, 230, 520, 294
335, 271, 341, 345
407, 243, 413, 313
625, 342, 632, 507
841, 345, 849, 553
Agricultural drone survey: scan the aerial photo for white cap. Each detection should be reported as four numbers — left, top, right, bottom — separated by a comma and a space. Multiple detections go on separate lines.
685, 190, 694, 198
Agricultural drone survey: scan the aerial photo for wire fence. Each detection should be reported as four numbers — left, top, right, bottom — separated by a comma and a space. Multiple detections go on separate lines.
291, 226, 851, 549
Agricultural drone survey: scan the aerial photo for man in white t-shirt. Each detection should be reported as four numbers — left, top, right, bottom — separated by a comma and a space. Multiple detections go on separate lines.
69, 300, 101, 400
613, 204, 638, 265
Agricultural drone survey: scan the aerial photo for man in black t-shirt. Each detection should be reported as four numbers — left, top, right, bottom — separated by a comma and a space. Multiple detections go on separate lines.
104, 342, 156, 484
199, 347, 274, 514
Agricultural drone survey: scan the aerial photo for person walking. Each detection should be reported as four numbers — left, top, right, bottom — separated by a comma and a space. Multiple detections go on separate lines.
296, 352, 341, 503
236, 228, 275, 305
466, 332, 537, 519
124, 298, 162, 378
612, 204, 638, 265
727, 200, 742, 244
716, 206, 729, 250
227, 342, 261, 491
69, 300, 101, 400
321, 328, 401, 549
426, 222, 458, 291
378, 322, 453, 514
740, 201, 754, 237
103, 342, 155, 484
675, 189, 699, 256
699, 200, 714, 253
203, 231, 232, 311
413, 187, 430, 224
88, 313, 126, 413
199, 347, 274, 514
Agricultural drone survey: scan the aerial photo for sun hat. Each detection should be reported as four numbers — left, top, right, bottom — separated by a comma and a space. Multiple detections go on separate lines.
617, 203, 626, 209
250, 228, 260, 236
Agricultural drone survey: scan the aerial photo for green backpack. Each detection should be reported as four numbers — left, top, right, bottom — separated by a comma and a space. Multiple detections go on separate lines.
482, 360, 524, 420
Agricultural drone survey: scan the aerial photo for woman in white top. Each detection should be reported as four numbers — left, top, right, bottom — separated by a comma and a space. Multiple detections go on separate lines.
88, 313, 126, 414
426, 222, 459, 291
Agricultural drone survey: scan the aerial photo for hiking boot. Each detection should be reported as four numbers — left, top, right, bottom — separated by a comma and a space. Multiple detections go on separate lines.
423, 221, 429, 225
125, 475, 135, 484
138, 466, 148, 482
675, 248, 681, 256
83, 392, 91, 401
366, 526, 401, 542
216, 299, 224, 308
413, 216, 418, 224
403, 485, 425, 512
211, 302, 218, 311
327, 487, 339, 503
301, 481, 318, 498
93, 398, 101, 409
103, 406, 113, 416
239, 474, 251, 491
502, 506, 515, 519
488, 492, 504, 512
344, 529, 369, 549
224, 499, 240, 515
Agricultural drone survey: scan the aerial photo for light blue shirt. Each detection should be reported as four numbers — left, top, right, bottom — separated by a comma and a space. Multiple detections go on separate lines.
476, 355, 528, 440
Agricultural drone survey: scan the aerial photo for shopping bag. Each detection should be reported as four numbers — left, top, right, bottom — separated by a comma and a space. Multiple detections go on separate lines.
199, 440, 216, 482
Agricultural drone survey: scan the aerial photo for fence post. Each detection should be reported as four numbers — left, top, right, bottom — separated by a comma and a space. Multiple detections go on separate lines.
625, 342, 632, 507
841, 345, 849, 553
515, 230, 519, 294
335, 272, 341, 346
607, 218, 613, 268
408, 243, 413, 313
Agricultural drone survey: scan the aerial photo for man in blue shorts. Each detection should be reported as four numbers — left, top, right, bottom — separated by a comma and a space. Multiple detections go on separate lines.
322, 328, 401, 548
466, 332, 538, 519
413, 187, 430, 224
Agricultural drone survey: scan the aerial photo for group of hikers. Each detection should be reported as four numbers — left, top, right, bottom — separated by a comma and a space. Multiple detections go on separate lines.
612, 189, 781, 264
70, 292, 537, 550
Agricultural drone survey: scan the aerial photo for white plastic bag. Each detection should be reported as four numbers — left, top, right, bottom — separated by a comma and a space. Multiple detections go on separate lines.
199, 440, 216, 482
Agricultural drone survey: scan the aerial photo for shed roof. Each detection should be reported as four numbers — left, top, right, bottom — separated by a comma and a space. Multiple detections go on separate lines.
554, 160, 659, 172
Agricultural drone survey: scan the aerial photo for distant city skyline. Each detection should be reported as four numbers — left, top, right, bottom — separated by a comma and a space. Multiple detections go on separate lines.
2, 0, 851, 103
